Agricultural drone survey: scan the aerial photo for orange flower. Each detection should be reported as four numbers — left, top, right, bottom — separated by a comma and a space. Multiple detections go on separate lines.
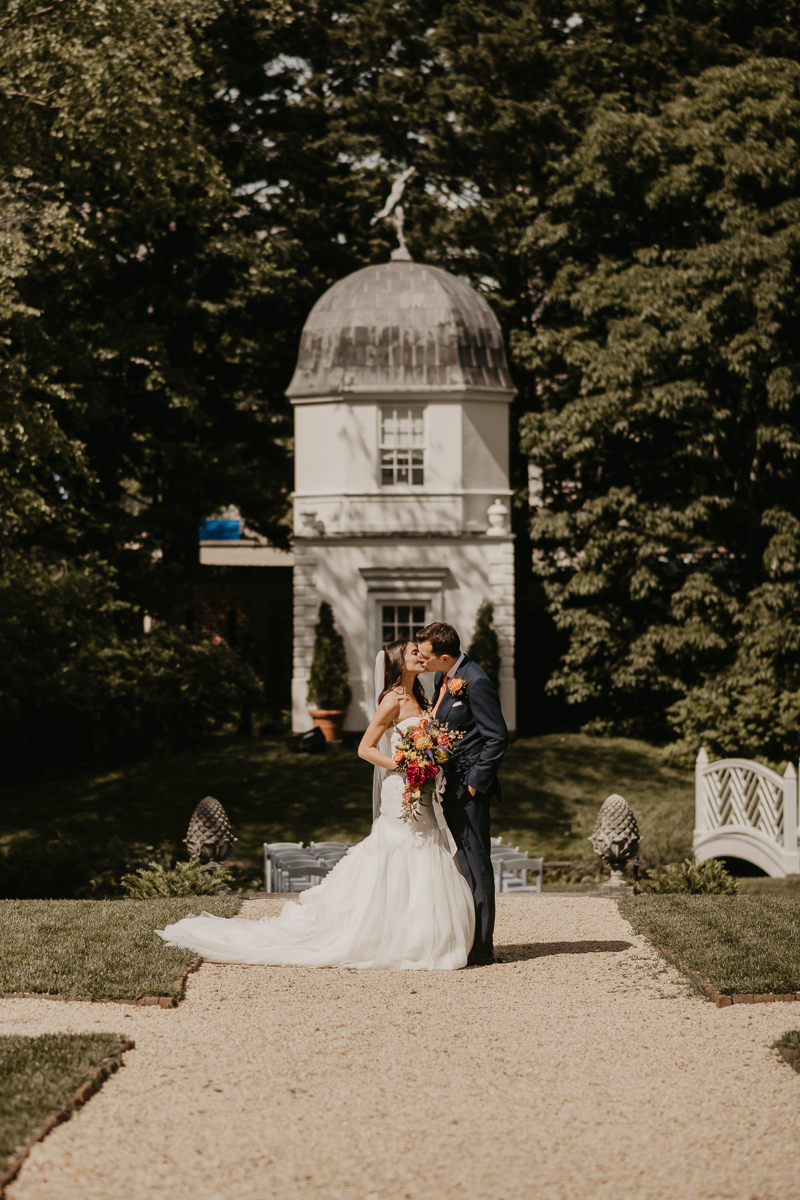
393, 749, 406, 763
414, 736, 432, 750
448, 677, 464, 694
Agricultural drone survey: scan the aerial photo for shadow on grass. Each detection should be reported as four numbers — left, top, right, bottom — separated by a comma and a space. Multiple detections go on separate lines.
1, 732, 694, 867
495, 940, 633, 962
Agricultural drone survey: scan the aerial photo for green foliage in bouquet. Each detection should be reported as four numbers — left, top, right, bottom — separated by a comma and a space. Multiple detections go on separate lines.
468, 602, 501, 690
307, 602, 352, 711
635, 858, 740, 896
121, 858, 235, 899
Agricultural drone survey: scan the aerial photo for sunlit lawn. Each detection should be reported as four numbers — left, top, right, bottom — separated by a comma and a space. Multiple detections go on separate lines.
2, 732, 695, 867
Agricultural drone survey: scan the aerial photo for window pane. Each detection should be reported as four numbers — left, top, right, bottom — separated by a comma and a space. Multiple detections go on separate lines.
412, 606, 425, 624
397, 605, 409, 623
383, 625, 395, 643
383, 606, 394, 622
380, 409, 425, 486
398, 624, 410, 640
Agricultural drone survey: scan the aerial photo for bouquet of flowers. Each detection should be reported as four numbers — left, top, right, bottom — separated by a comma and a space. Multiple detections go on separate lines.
391, 714, 463, 822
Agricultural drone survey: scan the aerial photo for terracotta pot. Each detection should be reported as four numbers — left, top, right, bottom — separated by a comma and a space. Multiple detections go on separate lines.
309, 709, 345, 743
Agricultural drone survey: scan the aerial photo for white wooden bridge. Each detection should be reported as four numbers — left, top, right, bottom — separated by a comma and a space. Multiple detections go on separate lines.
694, 749, 800, 877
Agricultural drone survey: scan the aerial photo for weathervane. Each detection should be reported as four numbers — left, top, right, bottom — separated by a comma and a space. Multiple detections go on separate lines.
370, 166, 415, 261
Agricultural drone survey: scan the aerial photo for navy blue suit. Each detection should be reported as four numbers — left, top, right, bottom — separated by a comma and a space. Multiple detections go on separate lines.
433, 655, 508, 961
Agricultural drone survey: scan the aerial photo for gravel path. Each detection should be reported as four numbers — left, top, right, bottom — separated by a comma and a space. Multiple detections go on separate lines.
2, 895, 799, 1200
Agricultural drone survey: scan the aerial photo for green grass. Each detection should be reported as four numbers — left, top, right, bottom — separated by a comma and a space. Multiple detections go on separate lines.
776, 1030, 800, 1053
1, 1033, 129, 1169
737, 875, 800, 896
0, 731, 694, 867
619, 895, 800, 995
0, 897, 241, 1000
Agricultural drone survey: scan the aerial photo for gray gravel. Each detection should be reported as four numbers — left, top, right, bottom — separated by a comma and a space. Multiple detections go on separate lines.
2, 895, 800, 1200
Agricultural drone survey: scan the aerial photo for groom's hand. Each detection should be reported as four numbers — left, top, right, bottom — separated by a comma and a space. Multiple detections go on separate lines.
468, 785, 476, 796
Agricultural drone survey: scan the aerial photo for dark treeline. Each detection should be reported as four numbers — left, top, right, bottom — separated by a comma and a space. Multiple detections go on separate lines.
2, 0, 800, 770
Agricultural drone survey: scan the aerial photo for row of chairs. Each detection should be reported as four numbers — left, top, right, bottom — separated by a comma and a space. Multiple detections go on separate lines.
264, 837, 543, 894
263, 841, 352, 893
490, 837, 544, 893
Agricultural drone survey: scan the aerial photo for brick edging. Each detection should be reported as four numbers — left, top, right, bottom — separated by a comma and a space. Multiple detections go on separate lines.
1, 958, 202, 1009
0, 1039, 135, 1197
642, 930, 800, 1008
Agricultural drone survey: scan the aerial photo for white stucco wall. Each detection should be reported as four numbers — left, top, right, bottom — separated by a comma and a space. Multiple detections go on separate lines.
293, 397, 512, 538
292, 535, 516, 733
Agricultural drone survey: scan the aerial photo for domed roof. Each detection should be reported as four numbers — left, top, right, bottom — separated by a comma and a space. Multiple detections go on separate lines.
286, 261, 516, 399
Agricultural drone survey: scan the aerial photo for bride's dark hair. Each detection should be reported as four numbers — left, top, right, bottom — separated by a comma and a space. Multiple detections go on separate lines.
378, 640, 427, 708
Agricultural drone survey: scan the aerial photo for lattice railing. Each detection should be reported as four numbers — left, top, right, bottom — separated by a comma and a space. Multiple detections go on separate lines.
695, 750, 798, 861
703, 764, 784, 841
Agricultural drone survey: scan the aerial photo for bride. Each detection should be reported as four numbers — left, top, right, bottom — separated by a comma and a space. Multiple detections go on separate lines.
156, 640, 475, 970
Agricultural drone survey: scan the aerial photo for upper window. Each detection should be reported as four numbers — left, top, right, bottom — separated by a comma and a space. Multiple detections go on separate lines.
380, 407, 425, 487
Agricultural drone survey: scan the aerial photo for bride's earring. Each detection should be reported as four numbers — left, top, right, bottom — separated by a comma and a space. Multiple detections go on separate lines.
402, 672, 406, 679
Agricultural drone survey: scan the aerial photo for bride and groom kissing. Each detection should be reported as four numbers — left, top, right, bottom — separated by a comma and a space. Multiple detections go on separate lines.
158, 622, 508, 970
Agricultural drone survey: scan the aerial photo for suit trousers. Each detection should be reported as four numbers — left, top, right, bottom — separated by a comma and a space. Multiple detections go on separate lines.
443, 780, 495, 959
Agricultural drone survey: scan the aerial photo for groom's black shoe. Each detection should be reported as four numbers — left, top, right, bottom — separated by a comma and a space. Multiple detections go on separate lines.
467, 950, 496, 966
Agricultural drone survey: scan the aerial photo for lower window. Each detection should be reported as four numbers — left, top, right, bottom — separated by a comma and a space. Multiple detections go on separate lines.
381, 603, 427, 646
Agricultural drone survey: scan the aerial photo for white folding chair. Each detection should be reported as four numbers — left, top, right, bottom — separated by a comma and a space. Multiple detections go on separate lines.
494, 854, 526, 892
272, 853, 322, 893
500, 856, 544, 893
282, 863, 327, 892
264, 844, 311, 892
263, 842, 306, 892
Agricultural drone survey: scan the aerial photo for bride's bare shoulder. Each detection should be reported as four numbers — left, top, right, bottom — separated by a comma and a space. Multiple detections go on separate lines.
376, 689, 403, 721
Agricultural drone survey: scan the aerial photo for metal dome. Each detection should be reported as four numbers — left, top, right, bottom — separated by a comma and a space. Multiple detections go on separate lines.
286, 260, 516, 399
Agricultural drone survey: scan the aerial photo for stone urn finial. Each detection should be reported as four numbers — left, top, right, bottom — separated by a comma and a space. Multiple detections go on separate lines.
486, 498, 509, 536
184, 795, 237, 865
590, 793, 640, 889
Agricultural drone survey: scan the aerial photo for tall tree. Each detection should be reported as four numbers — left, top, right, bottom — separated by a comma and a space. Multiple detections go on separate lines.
516, 58, 800, 749
1, 0, 294, 580
219, 0, 800, 729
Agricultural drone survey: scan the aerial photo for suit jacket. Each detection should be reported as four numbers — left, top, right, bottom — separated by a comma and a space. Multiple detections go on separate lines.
432, 655, 508, 799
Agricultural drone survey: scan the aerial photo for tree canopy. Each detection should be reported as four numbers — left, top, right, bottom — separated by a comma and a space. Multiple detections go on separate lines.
518, 58, 800, 755
5, 0, 800, 761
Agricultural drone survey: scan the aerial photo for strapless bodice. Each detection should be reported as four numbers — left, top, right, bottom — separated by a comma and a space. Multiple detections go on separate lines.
390, 716, 422, 751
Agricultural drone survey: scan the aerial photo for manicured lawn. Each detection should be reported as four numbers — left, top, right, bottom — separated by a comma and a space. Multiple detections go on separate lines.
1, 1033, 130, 1171
0, 898, 241, 1000
1, 732, 694, 866
738, 875, 800, 896
619, 895, 800, 995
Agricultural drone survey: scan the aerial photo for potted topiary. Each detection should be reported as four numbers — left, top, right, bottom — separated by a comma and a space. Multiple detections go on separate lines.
307, 601, 352, 742
468, 601, 501, 689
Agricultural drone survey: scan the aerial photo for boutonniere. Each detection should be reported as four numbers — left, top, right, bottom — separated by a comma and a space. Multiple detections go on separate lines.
447, 677, 467, 697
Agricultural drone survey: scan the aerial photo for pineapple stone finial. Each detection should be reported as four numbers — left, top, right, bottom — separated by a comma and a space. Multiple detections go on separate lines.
184, 795, 237, 865
590, 793, 640, 890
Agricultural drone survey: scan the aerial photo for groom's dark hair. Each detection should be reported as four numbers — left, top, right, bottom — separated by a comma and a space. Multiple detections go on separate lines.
416, 622, 460, 657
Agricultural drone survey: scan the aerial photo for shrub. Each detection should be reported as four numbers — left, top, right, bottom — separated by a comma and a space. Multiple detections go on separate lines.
121, 858, 236, 898
0, 834, 93, 899
468, 602, 501, 689
635, 857, 740, 895
0, 552, 263, 777
306, 601, 352, 711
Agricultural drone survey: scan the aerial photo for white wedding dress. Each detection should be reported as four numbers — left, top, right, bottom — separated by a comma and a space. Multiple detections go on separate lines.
156, 718, 475, 970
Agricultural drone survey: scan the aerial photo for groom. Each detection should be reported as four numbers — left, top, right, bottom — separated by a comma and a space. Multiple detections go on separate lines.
416, 621, 508, 966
